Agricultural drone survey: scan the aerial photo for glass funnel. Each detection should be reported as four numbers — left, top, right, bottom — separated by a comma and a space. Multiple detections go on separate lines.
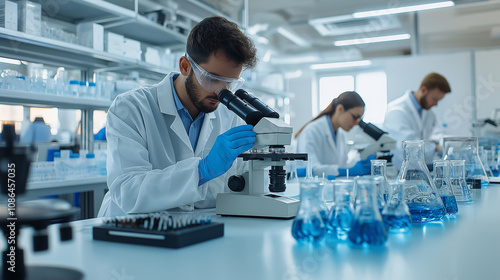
449, 160, 473, 203
397, 140, 446, 223
442, 137, 489, 186
381, 180, 412, 233
326, 179, 355, 240
348, 176, 388, 246
291, 181, 327, 242
432, 160, 458, 216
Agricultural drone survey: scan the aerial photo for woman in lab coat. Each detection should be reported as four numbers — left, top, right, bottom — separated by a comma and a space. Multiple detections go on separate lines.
295, 91, 371, 177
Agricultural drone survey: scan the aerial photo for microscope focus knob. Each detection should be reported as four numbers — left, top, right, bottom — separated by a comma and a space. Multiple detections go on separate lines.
228, 175, 246, 192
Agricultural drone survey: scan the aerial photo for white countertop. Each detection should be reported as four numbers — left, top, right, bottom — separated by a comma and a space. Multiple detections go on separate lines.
8, 185, 500, 280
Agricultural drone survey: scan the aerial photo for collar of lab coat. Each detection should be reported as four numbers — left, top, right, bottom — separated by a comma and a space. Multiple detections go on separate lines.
403, 90, 427, 133
156, 72, 216, 154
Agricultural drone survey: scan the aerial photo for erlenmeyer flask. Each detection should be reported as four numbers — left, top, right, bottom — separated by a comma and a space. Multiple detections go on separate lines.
397, 140, 445, 223
381, 180, 412, 233
348, 176, 388, 246
433, 160, 458, 216
449, 160, 473, 203
443, 137, 489, 186
371, 159, 389, 206
326, 179, 355, 240
291, 181, 327, 242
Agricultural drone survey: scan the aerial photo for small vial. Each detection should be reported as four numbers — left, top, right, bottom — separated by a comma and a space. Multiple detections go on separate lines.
69, 80, 79, 96
88, 82, 96, 98
79, 81, 87, 98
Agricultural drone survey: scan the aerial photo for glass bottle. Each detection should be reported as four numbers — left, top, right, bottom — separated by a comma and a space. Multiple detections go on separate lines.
397, 140, 445, 223
291, 181, 327, 243
371, 159, 389, 209
381, 180, 412, 233
348, 176, 388, 246
432, 160, 458, 216
442, 137, 489, 186
449, 160, 473, 203
326, 179, 355, 240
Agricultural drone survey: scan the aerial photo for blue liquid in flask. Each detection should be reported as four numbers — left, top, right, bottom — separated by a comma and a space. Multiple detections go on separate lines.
407, 202, 445, 223
292, 217, 327, 242
440, 195, 458, 215
348, 220, 387, 246
383, 214, 411, 233
327, 206, 354, 239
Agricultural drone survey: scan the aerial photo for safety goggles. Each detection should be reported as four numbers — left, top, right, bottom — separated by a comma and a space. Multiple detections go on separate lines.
186, 53, 245, 93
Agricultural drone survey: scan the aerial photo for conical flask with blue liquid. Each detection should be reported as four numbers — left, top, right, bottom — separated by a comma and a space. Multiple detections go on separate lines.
433, 160, 458, 216
291, 181, 327, 242
397, 140, 445, 223
326, 179, 355, 240
348, 176, 388, 246
381, 180, 412, 233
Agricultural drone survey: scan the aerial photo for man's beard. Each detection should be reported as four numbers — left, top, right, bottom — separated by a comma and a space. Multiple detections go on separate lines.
420, 97, 431, 110
185, 71, 218, 113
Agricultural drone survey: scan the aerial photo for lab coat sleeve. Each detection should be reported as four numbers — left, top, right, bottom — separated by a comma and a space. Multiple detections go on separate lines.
296, 127, 340, 177
105, 100, 207, 214
383, 109, 436, 168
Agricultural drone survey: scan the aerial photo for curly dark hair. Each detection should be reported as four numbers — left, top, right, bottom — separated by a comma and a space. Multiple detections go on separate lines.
186, 16, 257, 69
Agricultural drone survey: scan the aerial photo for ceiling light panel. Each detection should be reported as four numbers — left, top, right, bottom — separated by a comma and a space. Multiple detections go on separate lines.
309, 14, 401, 37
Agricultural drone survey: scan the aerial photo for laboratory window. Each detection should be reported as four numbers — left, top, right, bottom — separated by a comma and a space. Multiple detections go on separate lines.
317, 71, 387, 124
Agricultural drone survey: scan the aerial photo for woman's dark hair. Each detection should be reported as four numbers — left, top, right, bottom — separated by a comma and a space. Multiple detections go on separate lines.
295, 91, 365, 138
186, 16, 257, 69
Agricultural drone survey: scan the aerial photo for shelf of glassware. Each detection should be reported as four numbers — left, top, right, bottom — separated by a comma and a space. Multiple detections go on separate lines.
0, 89, 112, 111
0, 27, 174, 78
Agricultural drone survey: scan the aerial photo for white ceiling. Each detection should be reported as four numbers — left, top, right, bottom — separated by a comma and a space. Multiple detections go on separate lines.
245, 0, 500, 65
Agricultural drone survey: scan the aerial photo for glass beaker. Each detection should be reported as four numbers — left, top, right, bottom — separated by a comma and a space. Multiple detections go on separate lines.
397, 140, 446, 223
291, 181, 327, 243
326, 179, 355, 240
371, 159, 389, 207
442, 137, 489, 186
449, 160, 473, 203
348, 176, 388, 246
433, 160, 458, 216
381, 180, 412, 233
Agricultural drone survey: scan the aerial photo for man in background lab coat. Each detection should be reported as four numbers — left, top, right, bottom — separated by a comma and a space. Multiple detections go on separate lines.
98, 16, 257, 217
383, 72, 451, 170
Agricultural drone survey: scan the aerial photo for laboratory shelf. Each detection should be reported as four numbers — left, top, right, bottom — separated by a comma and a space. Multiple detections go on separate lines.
27, 176, 107, 191
0, 89, 112, 110
33, 0, 188, 46
0, 27, 175, 78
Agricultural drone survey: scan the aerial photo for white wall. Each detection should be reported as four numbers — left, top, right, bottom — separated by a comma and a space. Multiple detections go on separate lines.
287, 70, 315, 136
474, 49, 500, 120
382, 51, 473, 137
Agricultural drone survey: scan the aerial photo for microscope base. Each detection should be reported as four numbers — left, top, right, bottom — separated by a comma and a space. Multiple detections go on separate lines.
216, 193, 299, 219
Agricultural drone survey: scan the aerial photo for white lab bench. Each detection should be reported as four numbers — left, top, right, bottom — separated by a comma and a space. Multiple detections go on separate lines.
24, 177, 108, 219
8, 184, 500, 280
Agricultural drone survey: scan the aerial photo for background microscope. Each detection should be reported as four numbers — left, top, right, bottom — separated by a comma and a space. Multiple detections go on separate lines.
216, 89, 307, 219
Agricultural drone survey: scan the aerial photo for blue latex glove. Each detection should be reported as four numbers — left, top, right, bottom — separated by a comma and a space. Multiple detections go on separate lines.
338, 155, 376, 177
199, 125, 256, 181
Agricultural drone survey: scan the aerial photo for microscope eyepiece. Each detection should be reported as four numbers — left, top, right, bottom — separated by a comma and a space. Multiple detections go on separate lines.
235, 89, 280, 118
218, 89, 263, 126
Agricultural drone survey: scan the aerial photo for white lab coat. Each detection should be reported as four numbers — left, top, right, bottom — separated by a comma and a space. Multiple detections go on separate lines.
383, 91, 437, 170
295, 115, 349, 177
98, 73, 246, 217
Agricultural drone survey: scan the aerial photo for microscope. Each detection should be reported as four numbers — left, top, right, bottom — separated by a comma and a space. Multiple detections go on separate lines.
215, 89, 307, 219
0, 124, 82, 280
356, 120, 396, 161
